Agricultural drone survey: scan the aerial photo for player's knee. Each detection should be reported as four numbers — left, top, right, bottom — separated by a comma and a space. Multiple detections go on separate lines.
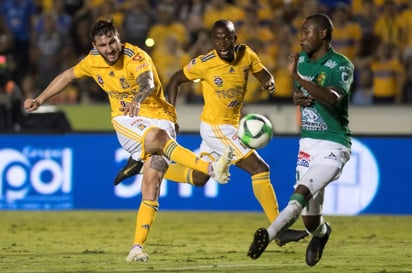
144, 127, 170, 153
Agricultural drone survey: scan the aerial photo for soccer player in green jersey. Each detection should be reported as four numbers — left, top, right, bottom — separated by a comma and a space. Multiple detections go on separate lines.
247, 13, 354, 266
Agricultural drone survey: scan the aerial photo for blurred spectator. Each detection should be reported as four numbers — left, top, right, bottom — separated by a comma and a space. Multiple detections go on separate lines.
354, 0, 379, 60
0, 16, 13, 56
0, 55, 24, 131
153, 34, 191, 90
373, 0, 404, 49
30, 11, 75, 103
121, 0, 155, 50
331, 2, 362, 62
147, 3, 190, 55
0, 0, 37, 87
352, 67, 373, 105
175, 0, 206, 47
370, 42, 406, 104
269, 42, 294, 103
36, 0, 72, 35
202, 0, 246, 29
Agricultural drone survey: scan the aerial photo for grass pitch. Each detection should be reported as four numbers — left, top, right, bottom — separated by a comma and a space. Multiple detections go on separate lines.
0, 211, 411, 273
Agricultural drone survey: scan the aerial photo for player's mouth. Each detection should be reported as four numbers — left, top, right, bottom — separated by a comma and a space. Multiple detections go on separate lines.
219, 49, 230, 58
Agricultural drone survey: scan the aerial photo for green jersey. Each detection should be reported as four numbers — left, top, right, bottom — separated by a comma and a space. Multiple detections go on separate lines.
295, 49, 354, 148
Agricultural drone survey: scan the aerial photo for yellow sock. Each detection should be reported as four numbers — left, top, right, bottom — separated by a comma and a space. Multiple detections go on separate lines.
163, 139, 209, 175
252, 172, 279, 222
164, 163, 194, 184
133, 200, 159, 246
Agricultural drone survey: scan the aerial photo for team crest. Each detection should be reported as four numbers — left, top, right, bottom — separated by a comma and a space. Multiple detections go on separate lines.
97, 75, 103, 85
120, 78, 130, 89
214, 76, 223, 87
316, 72, 326, 86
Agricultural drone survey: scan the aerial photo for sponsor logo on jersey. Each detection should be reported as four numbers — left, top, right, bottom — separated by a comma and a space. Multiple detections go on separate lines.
132, 53, 143, 62
325, 152, 337, 160
214, 76, 223, 87
325, 59, 337, 69
297, 150, 310, 167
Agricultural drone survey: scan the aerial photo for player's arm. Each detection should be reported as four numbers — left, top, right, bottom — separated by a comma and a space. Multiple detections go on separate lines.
253, 67, 275, 95
121, 70, 155, 117
24, 67, 76, 112
288, 53, 342, 106
165, 69, 190, 106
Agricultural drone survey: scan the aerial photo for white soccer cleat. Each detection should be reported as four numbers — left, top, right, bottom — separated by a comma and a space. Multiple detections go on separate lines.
211, 146, 234, 184
125, 245, 149, 262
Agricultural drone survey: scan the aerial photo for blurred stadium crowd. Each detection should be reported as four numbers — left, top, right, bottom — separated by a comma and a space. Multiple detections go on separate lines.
0, 0, 411, 110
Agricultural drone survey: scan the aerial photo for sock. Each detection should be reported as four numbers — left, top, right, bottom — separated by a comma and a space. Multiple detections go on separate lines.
133, 200, 159, 246
309, 216, 327, 237
267, 193, 306, 240
251, 172, 279, 222
163, 163, 194, 184
162, 139, 210, 175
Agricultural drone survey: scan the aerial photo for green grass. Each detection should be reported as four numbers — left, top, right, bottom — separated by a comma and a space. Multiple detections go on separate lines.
0, 211, 411, 273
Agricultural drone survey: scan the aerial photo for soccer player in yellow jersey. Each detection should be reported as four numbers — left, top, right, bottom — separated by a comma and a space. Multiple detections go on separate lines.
23, 19, 233, 263
165, 19, 308, 245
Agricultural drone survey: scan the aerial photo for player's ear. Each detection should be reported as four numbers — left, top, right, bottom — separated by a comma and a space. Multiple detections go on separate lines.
320, 28, 328, 40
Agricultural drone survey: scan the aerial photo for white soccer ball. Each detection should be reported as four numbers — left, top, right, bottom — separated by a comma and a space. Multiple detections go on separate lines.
237, 113, 273, 149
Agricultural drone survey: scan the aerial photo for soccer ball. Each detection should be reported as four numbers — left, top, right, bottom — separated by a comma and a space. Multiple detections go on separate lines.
237, 113, 273, 149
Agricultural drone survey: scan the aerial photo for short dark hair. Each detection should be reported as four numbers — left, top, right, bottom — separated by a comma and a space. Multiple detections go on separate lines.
306, 13, 334, 41
90, 19, 117, 42
212, 19, 236, 35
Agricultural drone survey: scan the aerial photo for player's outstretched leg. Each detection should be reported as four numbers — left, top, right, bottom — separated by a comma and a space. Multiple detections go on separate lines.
247, 227, 269, 259
305, 223, 331, 266
114, 157, 143, 185
274, 229, 308, 247
125, 244, 149, 262
211, 146, 234, 184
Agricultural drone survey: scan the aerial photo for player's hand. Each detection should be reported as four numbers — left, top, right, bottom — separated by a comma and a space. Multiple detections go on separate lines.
120, 101, 141, 117
293, 90, 313, 107
262, 80, 275, 95
24, 99, 40, 112
288, 53, 299, 78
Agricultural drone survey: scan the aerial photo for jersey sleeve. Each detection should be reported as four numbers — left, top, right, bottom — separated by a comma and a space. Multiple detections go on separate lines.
183, 57, 203, 81
247, 46, 266, 74
73, 56, 92, 78
329, 59, 354, 95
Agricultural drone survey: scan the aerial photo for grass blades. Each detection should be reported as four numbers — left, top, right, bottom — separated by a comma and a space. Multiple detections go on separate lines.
0, 211, 411, 273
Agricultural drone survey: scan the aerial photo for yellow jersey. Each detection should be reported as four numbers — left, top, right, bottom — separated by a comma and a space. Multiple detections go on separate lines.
183, 45, 265, 126
73, 42, 176, 122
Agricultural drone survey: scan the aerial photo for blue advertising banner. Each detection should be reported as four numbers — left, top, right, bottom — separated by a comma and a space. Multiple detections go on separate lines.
0, 133, 410, 215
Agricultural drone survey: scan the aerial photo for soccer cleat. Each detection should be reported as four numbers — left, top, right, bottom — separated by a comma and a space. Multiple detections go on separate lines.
274, 229, 309, 247
125, 245, 149, 262
247, 227, 270, 260
305, 223, 332, 266
211, 146, 234, 184
114, 157, 143, 185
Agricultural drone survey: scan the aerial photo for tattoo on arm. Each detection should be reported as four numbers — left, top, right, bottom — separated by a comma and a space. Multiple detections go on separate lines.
134, 70, 155, 103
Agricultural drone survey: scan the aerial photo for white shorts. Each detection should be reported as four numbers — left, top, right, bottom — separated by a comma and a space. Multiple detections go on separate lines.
112, 115, 176, 161
296, 138, 351, 216
199, 121, 254, 163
